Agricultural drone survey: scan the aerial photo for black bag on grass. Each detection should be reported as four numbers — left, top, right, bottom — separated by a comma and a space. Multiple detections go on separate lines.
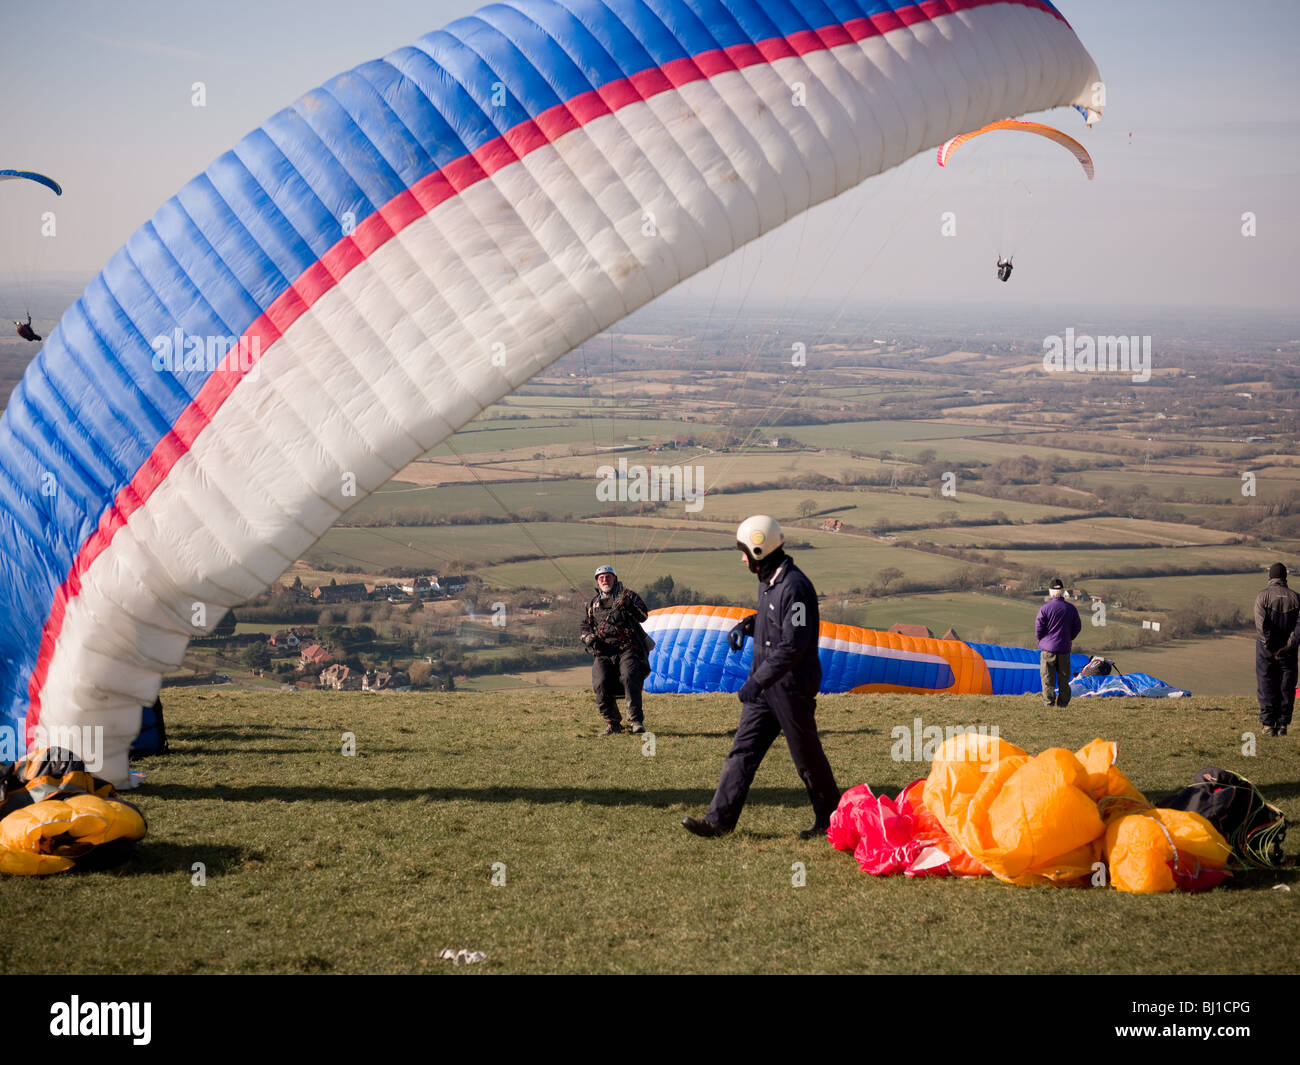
1162, 767, 1286, 869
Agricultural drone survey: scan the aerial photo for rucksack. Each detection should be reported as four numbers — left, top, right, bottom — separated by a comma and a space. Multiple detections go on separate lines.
1079, 656, 1116, 677
1161, 767, 1286, 869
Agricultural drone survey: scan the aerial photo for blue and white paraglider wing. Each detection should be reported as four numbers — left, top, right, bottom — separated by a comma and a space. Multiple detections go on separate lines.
0, 0, 1103, 783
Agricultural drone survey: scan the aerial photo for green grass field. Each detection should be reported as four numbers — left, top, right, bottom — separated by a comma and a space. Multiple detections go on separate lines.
351, 477, 611, 522
304, 522, 726, 577
1095, 573, 1289, 612
495, 448, 887, 489
3, 689, 1293, 975
911, 518, 1241, 549
769, 420, 1007, 451
977, 544, 1278, 580
1077, 469, 1292, 503
480, 537, 970, 598
425, 418, 702, 457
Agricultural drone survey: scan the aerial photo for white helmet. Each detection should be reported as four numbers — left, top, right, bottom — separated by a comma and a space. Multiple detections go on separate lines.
736, 515, 784, 562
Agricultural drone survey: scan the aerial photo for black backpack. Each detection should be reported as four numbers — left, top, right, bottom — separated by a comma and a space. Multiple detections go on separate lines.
1079, 656, 1116, 677
1161, 767, 1286, 869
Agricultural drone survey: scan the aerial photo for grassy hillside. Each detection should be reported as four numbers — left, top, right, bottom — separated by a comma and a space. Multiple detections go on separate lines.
3, 688, 1294, 975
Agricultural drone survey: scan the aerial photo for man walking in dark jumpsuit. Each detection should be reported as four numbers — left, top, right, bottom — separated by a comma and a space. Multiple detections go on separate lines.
1254, 562, 1300, 736
682, 516, 840, 840
581, 564, 650, 735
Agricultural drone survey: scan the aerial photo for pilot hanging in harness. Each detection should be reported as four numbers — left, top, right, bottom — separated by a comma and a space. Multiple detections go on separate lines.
995, 257, 1014, 283
14, 314, 40, 342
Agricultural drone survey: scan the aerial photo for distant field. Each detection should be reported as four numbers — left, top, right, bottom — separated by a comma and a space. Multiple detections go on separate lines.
853, 592, 1051, 645
882, 438, 1121, 465
348, 478, 609, 522
482, 538, 969, 597
1077, 469, 1292, 502
1090, 572, 1287, 613
494, 449, 887, 488
1099, 635, 1257, 696
801, 489, 1078, 528
769, 420, 1007, 451
912, 517, 1240, 549
457, 665, 591, 691
305, 522, 726, 578
425, 418, 702, 456
975, 544, 1279, 579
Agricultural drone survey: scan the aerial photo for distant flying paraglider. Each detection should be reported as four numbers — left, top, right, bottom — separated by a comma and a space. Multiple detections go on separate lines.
0, 170, 62, 196
938, 120, 1093, 282
3, 170, 61, 332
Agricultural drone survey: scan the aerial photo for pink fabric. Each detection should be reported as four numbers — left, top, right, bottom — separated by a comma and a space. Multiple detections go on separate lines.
828, 784, 875, 851
852, 788, 923, 875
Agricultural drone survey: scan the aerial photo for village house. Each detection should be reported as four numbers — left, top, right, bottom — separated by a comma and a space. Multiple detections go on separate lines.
319, 664, 363, 691
312, 582, 369, 603
299, 643, 333, 670
888, 623, 934, 640
362, 669, 411, 692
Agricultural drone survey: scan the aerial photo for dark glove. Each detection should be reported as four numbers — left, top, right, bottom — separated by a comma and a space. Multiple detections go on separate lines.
738, 678, 762, 704
728, 615, 756, 653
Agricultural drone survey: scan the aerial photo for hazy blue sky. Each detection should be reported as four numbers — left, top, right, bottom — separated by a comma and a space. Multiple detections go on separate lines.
2, 0, 1297, 317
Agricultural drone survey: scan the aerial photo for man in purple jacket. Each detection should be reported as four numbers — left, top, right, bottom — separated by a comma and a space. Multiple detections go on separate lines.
1036, 578, 1082, 707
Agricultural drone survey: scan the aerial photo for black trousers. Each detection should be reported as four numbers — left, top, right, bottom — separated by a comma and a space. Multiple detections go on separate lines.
1256, 644, 1297, 728
706, 685, 840, 831
593, 649, 646, 724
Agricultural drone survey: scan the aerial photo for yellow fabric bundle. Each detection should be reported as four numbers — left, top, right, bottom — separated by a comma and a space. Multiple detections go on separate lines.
923, 735, 1231, 892
0, 749, 147, 876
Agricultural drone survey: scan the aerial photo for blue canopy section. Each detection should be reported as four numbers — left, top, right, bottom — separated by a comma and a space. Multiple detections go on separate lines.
967, 643, 1089, 696
646, 622, 751, 694
1070, 673, 1191, 698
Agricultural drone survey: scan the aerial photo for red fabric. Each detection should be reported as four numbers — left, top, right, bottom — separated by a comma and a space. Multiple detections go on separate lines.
902, 779, 991, 878
831, 780, 991, 878
849, 783, 924, 875
828, 784, 875, 851
1171, 855, 1232, 893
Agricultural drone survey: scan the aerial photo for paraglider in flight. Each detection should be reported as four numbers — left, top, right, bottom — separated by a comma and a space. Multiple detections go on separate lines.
14, 314, 40, 342
0, 0, 1105, 786
996, 257, 1014, 283
0, 170, 62, 196
936, 120, 1095, 181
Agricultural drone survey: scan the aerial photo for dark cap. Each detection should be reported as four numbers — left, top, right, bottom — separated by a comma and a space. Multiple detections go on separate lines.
1049, 578, 1065, 589
1269, 562, 1287, 580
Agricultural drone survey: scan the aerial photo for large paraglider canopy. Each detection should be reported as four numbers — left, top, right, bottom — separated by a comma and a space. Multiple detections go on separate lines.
0, 0, 1104, 785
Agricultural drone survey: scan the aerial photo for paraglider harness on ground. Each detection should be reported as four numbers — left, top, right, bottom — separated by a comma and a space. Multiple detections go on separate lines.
1161, 768, 1287, 870
0, 747, 147, 874
1078, 656, 1117, 678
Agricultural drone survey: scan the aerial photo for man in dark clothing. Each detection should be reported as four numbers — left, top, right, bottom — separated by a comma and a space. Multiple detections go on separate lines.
14, 315, 40, 342
580, 564, 650, 735
996, 257, 1013, 283
1254, 562, 1300, 736
1036, 578, 1081, 707
682, 516, 840, 840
